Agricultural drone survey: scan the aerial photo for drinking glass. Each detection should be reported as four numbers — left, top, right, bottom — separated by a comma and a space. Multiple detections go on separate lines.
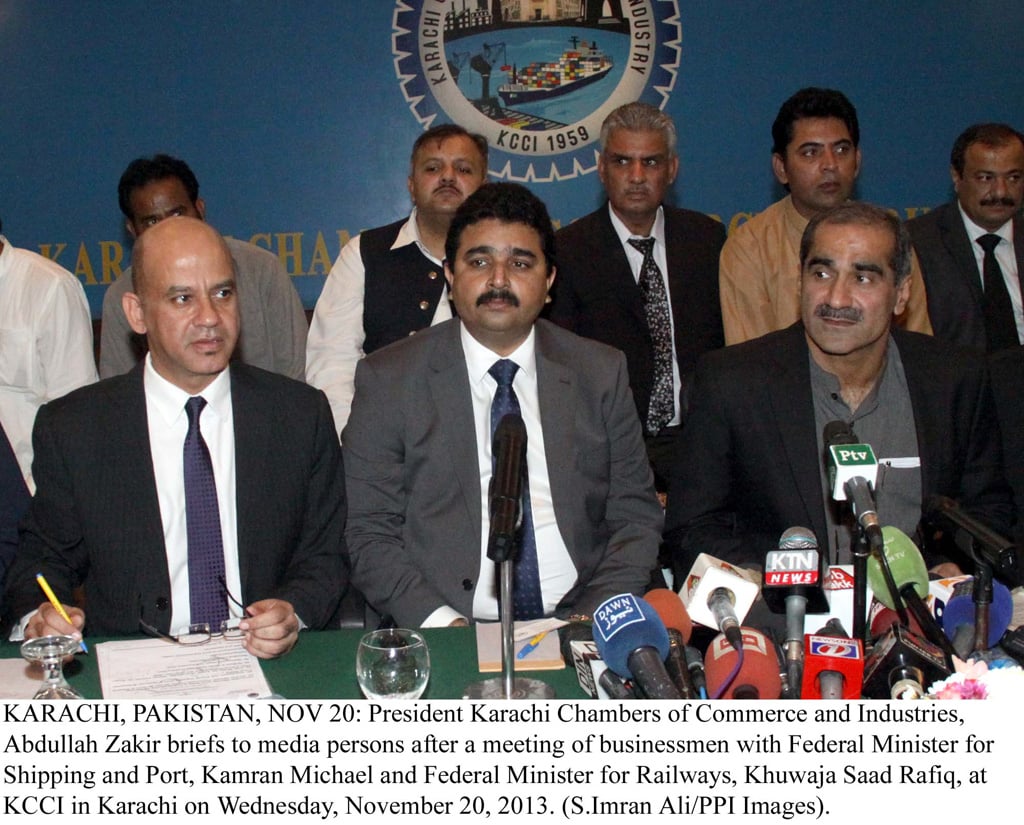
21, 635, 84, 699
356, 628, 430, 700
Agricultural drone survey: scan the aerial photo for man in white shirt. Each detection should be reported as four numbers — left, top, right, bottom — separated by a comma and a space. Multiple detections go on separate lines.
5, 218, 347, 658
306, 124, 488, 436
343, 183, 662, 628
908, 122, 1024, 353
0, 218, 97, 490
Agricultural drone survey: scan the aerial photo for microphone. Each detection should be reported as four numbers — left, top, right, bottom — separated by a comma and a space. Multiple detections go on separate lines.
597, 668, 637, 700
823, 421, 882, 546
592, 594, 682, 700
680, 554, 758, 654
685, 646, 708, 699
762, 526, 830, 697
823, 421, 881, 643
923, 495, 1021, 587
861, 623, 951, 699
487, 413, 526, 563
704, 628, 782, 699
941, 577, 1013, 657
868, 526, 958, 664
644, 589, 696, 698
801, 619, 864, 699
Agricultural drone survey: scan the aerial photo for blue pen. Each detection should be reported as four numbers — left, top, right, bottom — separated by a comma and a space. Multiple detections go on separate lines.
516, 631, 547, 660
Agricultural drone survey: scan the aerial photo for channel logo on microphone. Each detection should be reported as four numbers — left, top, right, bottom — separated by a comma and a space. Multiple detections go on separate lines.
764, 549, 821, 586
807, 636, 861, 660
593, 594, 645, 644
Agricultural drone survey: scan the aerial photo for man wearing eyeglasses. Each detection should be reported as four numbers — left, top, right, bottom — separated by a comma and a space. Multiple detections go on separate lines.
4, 218, 347, 658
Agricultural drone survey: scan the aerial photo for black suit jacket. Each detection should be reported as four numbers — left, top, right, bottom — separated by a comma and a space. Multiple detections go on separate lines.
4, 363, 348, 635
907, 201, 1024, 351
548, 204, 726, 424
664, 324, 1012, 574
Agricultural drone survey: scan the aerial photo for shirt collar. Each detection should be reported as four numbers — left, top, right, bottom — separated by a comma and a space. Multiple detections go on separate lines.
393, 207, 443, 264
607, 202, 666, 247
957, 201, 1014, 244
143, 354, 232, 427
459, 322, 537, 385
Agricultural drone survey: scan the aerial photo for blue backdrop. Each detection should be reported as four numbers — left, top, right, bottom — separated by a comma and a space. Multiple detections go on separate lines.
2, 1, 1022, 316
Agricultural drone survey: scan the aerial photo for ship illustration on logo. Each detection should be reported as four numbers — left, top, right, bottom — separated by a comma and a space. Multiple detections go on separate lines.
497, 37, 613, 106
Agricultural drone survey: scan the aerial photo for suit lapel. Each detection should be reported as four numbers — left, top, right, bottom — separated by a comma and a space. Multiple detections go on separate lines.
767, 327, 830, 542
594, 205, 647, 327
230, 366, 262, 596
119, 366, 175, 615
427, 322, 482, 539
533, 324, 578, 555
938, 204, 985, 305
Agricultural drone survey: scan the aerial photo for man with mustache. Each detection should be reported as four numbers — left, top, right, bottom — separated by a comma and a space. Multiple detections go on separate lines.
549, 102, 726, 493
343, 183, 662, 627
720, 87, 932, 345
5, 218, 347, 657
665, 202, 1010, 576
306, 124, 488, 436
908, 123, 1024, 353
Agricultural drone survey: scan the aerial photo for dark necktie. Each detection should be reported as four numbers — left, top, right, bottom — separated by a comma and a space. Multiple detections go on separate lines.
488, 359, 544, 620
627, 237, 674, 435
183, 396, 228, 627
977, 233, 1019, 352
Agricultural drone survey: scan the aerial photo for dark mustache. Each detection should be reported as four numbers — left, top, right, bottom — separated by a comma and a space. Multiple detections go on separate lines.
477, 288, 519, 307
980, 196, 1017, 207
815, 304, 862, 322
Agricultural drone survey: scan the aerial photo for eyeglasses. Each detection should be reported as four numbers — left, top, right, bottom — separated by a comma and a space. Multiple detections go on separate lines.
137, 579, 252, 645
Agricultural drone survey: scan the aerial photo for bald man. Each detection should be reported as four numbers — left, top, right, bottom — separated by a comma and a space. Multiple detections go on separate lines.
5, 218, 347, 658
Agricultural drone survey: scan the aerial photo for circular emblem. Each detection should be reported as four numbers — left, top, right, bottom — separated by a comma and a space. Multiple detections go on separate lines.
392, 1, 681, 181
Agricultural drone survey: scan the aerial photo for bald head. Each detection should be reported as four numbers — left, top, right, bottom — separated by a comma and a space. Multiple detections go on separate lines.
130, 216, 231, 294
123, 217, 240, 393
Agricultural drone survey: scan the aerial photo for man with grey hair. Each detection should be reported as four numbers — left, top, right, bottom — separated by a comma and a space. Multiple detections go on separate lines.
549, 101, 725, 492
665, 202, 1010, 576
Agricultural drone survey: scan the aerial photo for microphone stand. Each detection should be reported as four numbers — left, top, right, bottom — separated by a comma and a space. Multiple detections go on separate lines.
971, 561, 994, 655
464, 429, 555, 700
852, 529, 869, 645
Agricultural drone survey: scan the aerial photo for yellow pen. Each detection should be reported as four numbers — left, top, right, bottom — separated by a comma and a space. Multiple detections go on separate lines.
35, 573, 88, 653
516, 631, 547, 660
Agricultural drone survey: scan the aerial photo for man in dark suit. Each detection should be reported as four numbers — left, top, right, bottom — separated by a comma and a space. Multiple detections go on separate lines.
548, 102, 725, 491
5, 218, 347, 658
665, 203, 1010, 577
908, 123, 1024, 353
343, 183, 662, 628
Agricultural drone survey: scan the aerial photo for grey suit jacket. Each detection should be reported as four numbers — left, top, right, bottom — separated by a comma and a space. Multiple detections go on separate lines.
907, 201, 1024, 351
342, 319, 663, 627
4, 363, 347, 635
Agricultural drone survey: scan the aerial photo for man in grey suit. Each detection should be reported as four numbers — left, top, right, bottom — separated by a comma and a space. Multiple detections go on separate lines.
343, 183, 662, 628
908, 123, 1024, 353
5, 218, 346, 658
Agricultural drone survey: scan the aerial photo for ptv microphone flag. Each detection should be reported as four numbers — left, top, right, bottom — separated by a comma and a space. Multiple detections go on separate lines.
827, 441, 879, 501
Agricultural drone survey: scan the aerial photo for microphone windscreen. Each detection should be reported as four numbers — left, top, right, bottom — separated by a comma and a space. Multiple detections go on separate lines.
704, 628, 782, 699
942, 578, 1013, 649
593, 594, 670, 678
643, 589, 693, 643
868, 526, 929, 608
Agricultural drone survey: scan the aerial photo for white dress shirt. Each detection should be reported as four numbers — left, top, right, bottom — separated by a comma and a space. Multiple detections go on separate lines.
606, 205, 684, 426
143, 357, 242, 634
306, 208, 451, 436
0, 237, 97, 490
421, 326, 577, 626
959, 203, 1022, 341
